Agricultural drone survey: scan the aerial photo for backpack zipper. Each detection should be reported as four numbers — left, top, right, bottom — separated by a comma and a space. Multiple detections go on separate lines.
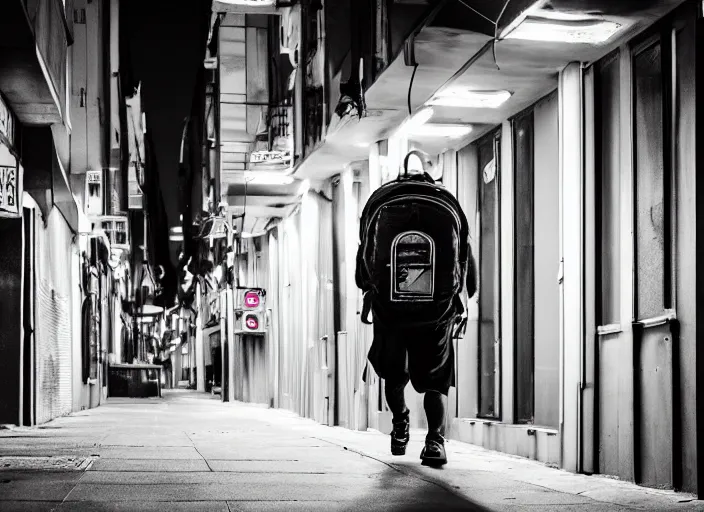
369, 194, 462, 231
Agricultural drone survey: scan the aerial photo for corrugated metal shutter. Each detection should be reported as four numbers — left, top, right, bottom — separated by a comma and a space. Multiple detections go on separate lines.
35, 279, 72, 424
34, 210, 74, 425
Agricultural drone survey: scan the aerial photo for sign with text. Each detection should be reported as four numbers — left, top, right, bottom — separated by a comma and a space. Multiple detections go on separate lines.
0, 94, 15, 146
0, 142, 21, 217
0, 164, 20, 217
85, 170, 103, 216
250, 150, 292, 165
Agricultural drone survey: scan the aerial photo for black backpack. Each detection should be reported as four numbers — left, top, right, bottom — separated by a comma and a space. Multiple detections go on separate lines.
355, 167, 476, 329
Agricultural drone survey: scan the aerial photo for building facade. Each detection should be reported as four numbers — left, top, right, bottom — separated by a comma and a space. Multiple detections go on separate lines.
0, 0, 131, 426
211, 0, 704, 499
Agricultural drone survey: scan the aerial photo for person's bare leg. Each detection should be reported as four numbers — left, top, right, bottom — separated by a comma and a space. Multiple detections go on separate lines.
385, 378, 410, 455
421, 390, 448, 466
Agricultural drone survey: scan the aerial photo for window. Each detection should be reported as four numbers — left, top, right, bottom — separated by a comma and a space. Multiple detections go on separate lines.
513, 92, 560, 428
513, 110, 535, 424
595, 53, 621, 326
477, 130, 501, 419
633, 37, 672, 319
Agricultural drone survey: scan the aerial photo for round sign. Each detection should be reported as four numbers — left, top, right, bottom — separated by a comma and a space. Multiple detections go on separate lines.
245, 314, 259, 331
244, 291, 260, 309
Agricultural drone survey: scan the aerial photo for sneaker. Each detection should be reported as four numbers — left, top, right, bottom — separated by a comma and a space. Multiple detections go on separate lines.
390, 413, 410, 456
420, 434, 447, 467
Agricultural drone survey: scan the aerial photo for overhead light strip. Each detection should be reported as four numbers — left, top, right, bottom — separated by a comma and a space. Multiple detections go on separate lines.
503, 17, 622, 44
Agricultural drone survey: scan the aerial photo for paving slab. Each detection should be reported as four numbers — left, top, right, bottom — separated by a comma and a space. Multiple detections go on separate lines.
207, 457, 387, 474
54, 502, 230, 512
0, 502, 62, 512
64, 478, 463, 503
100, 433, 194, 447
88, 459, 211, 472
79, 471, 390, 485
227, 500, 483, 511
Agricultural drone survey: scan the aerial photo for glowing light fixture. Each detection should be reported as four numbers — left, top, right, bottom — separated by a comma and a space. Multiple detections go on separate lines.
428, 89, 512, 109
243, 172, 294, 185
408, 124, 473, 138
169, 226, 184, 242
399, 107, 471, 139
503, 17, 622, 44
217, 0, 274, 4
407, 107, 434, 129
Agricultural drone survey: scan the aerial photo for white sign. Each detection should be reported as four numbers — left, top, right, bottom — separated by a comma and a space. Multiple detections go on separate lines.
0, 163, 20, 217
85, 170, 103, 216
483, 158, 496, 184
250, 150, 292, 164
0, 95, 14, 146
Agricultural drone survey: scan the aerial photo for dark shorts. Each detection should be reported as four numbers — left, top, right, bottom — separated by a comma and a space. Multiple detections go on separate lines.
367, 317, 456, 395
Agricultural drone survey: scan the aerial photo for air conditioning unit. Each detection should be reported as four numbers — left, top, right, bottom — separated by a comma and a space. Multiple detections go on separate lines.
235, 288, 267, 335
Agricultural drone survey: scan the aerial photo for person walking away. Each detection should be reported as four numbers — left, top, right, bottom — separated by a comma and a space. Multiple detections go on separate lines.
356, 150, 477, 467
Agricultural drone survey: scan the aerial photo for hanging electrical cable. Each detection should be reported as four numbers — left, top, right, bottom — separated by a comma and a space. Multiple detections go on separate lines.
407, 62, 419, 116
493, 0, 514, 70
453, 0, 513, 70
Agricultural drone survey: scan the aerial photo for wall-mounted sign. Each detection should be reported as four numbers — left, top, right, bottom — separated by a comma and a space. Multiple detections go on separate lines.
483, 158, 496, 184
0, 95, 15, 147
250, 150, 292, 165
0, 163, 20, 217
0, 141, 21, 218
85, 170, 103, 216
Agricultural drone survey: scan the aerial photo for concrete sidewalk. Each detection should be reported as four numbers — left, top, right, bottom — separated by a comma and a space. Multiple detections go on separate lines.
0, 390, 701, 512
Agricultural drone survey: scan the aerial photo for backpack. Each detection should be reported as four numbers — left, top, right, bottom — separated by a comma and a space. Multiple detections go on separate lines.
355, 168, 475, 329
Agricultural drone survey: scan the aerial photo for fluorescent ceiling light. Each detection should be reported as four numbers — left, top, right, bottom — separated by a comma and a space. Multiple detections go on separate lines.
243, 172, 294, 185
217, 0, 274, 4
407, 107, 434, 129
407, 124, 473, 139
400, 106, 471, 139
428, 89, 512, 109
504, 17, 622, 44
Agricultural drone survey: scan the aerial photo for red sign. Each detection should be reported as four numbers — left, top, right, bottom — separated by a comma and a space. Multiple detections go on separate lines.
244, 291, 260, 309
245, 314, 259, 330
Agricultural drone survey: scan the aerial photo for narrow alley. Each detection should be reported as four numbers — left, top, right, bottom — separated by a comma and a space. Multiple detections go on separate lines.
3, 0, 704, 509
0, 391, 699, 512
